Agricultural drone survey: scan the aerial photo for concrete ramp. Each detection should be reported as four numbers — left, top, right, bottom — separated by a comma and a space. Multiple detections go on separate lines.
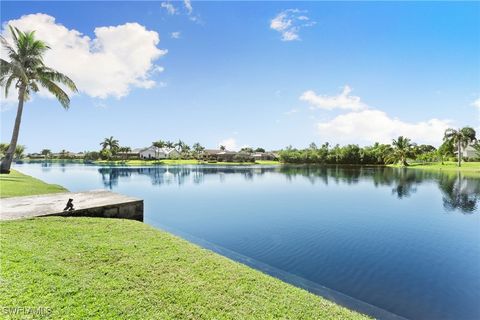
0, 190, 143, 221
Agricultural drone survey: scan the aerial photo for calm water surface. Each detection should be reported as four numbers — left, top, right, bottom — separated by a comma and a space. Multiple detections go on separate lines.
15, 163, 480, 320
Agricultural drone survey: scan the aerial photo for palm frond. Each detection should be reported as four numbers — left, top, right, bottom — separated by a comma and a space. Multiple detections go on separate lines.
37, 67, 78, 92
37, 77, 71, 109
3, 74, 17, 98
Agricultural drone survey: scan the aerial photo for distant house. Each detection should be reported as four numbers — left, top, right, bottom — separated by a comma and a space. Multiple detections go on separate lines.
51, 151, 84, 159
163, 148, 180, 159
455, 144, 478, 159
28, 153, 45, 159
252, 152, 278, 161
74, 152, 84, 159
139, 146, 180, 160
139, 146, 158, 159
202, 149, 237, 162
117, 148, 142, 159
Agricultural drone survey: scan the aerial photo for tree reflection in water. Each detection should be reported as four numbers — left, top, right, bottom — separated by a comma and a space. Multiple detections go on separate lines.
97, 165, 479, 214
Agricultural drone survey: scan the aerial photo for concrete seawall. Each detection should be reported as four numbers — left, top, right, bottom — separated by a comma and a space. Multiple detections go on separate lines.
0, 190, 144, 221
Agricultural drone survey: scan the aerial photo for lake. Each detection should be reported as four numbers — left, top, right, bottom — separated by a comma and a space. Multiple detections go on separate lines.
14, 163, 480, 320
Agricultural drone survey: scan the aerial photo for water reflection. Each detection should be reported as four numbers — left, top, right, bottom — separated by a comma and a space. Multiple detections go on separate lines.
96, 165, 479, 214
438, 174, 480, 213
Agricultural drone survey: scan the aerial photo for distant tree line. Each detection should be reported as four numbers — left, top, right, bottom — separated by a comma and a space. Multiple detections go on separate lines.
279, 127, 478, 167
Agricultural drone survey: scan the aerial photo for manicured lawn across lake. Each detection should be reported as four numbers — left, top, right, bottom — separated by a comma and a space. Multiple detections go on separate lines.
388, 161, 480, 175
0, 169, 67, 198
0, 217, 368, 319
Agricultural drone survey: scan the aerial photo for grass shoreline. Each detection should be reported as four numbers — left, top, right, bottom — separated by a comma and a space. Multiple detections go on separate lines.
0, 169, 67, 198
0, 170, 369, 319
387, 161, 480, 173
0, 217, 369, 319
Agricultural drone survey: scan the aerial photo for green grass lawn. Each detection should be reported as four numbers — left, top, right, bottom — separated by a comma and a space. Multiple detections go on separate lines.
388, 161, 480, 174
0, 169, 67, 198
0, 217, 369, 319
94, 159, 281, 166
0, 167, 366, 319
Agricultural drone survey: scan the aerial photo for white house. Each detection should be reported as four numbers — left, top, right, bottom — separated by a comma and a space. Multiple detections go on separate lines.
139, 146, 180, 160
163, 148, 180, 158
455, 145, 478, 159
139, 146, 157, 159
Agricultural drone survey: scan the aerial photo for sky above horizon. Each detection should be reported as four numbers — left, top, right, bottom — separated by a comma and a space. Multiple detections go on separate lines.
1, 1, 479, 153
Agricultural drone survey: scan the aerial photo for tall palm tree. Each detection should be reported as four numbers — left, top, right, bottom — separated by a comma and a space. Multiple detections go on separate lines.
444, 127, 477, 167
385, 136, 415, 166
100, 136, 120, 154
165, 141, 175, 149
192, 142, 204, 160
0, 26, 77, 173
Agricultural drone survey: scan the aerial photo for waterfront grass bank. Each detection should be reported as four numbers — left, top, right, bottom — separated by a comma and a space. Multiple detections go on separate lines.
0, 170, 67, 198
0, 170, 367, 319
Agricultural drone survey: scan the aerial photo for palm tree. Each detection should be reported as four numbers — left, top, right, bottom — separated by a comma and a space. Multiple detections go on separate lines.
118, 146, 131, 160
175, 140, 191, 158
165, 141, 175, 149
444, 127, 477, 167
192, 142, 205, 160
60, 149, 68, 159
0, 143, 9, 159
220, 145, 226, 151
100, 136, 120, 155
0, 26, 77, 173
41, 148, 51, 159
13, 145, 25, 160
385, 136, 415, 166
152, 140, 166, 159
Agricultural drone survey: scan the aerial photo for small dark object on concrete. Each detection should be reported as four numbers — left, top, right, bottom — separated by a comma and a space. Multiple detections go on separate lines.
64, 198, 74, 211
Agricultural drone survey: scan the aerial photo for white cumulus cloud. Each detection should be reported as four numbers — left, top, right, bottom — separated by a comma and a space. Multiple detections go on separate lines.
1, 13, 167, 99
300, 85, 367, 111
270, 9, 315, 41
316, 109, 451, 146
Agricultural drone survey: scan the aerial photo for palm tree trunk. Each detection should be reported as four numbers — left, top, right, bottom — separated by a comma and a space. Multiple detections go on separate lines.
0, 86, 26, 174
457, 140, 461, 167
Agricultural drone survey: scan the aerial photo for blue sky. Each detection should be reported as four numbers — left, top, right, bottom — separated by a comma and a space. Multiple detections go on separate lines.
1, 1, 479, 152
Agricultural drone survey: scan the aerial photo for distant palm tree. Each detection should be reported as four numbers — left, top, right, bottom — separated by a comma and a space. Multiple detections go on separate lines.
0, 26, 77, 173
165, 141, 175, 149
152, 140, 166, 159
192, 142, 205, 160
175, 140, 190, 158
444, 127, 477, 167
13, 145, 25, 160
41, 148, 51, 159
385, 136, 415, 166
220, 145, 226, 151
0, 143, 9, 158
118, 146, 131, 160
60, 149, 68, 159
100, 136, 120, 155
